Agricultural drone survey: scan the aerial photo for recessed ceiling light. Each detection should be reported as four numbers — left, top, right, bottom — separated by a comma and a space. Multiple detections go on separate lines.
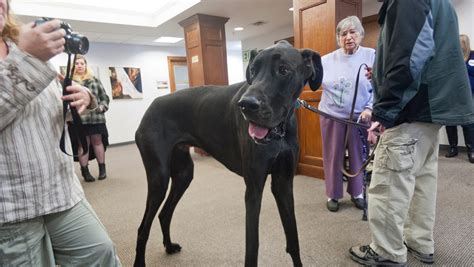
153, 36, 183, 43
234, 27, 244, 31
289, 7, 294, 11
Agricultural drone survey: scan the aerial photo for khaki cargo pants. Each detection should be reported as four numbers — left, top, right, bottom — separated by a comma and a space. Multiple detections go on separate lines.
0, 199, 121, 267
368, 122, 441, 263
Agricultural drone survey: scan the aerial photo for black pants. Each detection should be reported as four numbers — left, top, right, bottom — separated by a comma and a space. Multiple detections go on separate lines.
445, 124, 474, 148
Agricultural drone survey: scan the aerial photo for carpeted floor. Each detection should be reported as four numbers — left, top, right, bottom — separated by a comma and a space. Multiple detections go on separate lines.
77, 144, 474, 266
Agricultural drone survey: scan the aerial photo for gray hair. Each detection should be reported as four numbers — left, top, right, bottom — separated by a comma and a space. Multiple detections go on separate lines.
336, 16, 365, 45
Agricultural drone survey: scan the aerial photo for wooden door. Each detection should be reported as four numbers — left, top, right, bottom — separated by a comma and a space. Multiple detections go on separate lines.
293, 0, 362, 179
362, 14, 379, 49
167, 56, 189, 93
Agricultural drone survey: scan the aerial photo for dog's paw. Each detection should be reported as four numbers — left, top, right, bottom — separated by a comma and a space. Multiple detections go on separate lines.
133, 259, 146, 267
165, 243, 182, 254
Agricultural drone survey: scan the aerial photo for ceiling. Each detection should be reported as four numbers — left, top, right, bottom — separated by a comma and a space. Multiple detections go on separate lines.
12, 0, 377, 50
13, 0, 293, 50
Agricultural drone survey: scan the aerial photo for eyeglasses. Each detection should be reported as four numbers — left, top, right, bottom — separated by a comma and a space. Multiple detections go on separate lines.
339, 30, 359, 38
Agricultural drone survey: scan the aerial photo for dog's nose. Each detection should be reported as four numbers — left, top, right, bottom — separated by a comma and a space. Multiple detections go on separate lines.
238, 96, 261, 111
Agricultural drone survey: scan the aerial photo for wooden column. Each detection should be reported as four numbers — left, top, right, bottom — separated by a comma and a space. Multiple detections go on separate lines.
179, 14, 229, 155
179, 14, 229, 87
293, 0, 362, 179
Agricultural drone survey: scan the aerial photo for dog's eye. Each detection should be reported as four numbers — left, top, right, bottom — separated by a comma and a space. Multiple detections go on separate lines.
278, 65, 289, 76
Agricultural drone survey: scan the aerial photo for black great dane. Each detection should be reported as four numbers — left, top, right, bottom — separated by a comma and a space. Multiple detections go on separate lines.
134, 40, 322, 267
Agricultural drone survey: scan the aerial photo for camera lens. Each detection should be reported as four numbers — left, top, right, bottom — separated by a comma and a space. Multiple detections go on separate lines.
65, 34, 89, 55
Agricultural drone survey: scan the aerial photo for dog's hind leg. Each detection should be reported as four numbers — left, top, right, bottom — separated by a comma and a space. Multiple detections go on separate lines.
270, 163, 302, 267
134, 140, 172, 267
159, 145, 194, 254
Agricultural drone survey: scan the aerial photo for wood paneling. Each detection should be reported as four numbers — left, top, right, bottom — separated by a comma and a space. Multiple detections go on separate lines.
179, 14, 229, 87
337, 0, 362, 23
293, 0, 362, 179
362, 14, 379, 49
204, 44, 228, 85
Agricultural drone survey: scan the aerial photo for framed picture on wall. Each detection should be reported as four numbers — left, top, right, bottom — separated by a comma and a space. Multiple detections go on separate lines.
109, 67, 143, 99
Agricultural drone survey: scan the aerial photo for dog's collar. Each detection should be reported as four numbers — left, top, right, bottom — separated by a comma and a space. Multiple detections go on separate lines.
252, 121, 286, 145
294, 99, 302, 110
268, 121, 286, 139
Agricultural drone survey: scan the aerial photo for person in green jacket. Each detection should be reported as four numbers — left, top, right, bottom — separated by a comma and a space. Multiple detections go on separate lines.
349, 0, 474, 266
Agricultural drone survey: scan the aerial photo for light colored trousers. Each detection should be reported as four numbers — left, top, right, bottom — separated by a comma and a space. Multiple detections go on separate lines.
368, 122, 441, 263
0, 199, 121, 267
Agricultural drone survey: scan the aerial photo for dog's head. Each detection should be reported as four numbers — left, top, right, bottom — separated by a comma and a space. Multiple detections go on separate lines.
238, 40, 323, 144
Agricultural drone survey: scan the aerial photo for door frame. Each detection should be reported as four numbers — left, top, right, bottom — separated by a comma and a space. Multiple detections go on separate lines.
167, 56, 188, 93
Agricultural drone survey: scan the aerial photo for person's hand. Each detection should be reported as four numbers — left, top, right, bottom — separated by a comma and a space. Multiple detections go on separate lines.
18, 20, 65, 62
97, 104, 105, 113
61, 85, 91, 114
358, 109, 372, 123
367, 121, 384, 144
365, 66, 373, 80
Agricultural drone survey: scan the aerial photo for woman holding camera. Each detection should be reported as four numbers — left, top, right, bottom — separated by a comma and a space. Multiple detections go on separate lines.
0, 0, 120, 265
71, 54, 110, 182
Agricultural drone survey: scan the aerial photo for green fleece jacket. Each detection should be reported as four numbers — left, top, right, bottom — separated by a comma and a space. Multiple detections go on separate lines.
373, 0, 474, 128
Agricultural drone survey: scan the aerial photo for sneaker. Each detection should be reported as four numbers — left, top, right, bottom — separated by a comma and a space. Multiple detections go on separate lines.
349, 245, 407, 266
404, 242, 434, 264
326, 199, 339, 212
351, 196, 365, 210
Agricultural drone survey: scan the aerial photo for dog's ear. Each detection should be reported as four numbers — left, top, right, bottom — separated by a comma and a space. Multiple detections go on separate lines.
300, 49, 323, 91
245, 49, 259, 84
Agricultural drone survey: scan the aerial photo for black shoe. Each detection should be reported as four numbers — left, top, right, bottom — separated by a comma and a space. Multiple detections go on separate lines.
326, 199, 339, 212
98, 163, 107, 180
405, 242, 434, 264
351, 197, 365, 210
467, 145, 474, 163
81, 166, 95, 182
349, 245, 407, 266
445, 146, 458, 158
469, 151, 474, 163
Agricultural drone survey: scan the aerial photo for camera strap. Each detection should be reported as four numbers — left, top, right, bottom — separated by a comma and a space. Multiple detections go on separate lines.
59, 54, 89, 156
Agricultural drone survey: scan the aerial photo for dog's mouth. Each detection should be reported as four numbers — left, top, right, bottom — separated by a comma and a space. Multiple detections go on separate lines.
248, 121, 286, 144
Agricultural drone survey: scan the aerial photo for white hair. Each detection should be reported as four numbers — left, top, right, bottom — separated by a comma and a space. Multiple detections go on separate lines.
336, 16, 365, 46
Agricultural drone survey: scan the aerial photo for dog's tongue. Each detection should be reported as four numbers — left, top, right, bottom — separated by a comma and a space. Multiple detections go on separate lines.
248, 122, 269, 139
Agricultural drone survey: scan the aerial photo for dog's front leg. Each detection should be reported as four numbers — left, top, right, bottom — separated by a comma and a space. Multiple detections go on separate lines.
271, 160, 302, 267
243, 172, 267, 267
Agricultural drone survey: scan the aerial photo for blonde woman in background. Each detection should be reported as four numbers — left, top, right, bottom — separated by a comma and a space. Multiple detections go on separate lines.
72, 54, 111, 181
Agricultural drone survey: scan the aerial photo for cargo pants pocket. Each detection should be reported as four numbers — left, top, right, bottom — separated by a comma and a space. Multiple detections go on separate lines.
381, 138, 417, 172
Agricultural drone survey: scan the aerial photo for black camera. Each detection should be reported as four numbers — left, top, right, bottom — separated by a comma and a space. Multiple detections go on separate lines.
35, 17, 89, 55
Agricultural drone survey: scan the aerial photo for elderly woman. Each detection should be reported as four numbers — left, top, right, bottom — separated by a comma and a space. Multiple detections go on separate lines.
319, 16, 375, 212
